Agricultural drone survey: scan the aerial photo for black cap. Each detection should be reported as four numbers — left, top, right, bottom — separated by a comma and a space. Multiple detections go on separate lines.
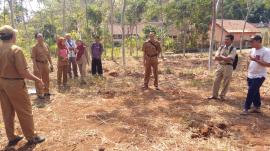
250, 35, 262, 42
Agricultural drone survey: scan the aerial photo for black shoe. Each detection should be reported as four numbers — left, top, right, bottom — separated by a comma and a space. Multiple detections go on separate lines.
38, 95, 45, 100
27, 136, 45, 145
44, 93, 51, 97
250, 108, 261, 113
219, 96, 226, 101
155, 87, 160, 90
7, 136, 23, 147
142, 86, 148, 90
240, 109, 249, 115
207, 96, 218, 100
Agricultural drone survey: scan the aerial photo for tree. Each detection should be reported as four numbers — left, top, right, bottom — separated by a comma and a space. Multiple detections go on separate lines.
159, 0, 164, 58
20, 0, 31, 51
110, 0, 115, 60
2, 0, 7, 24
62, 0, 66, 33
219, 0, 224, 45
86, 5, 103, 36
7, 0, 15, 28
121, 0, 127, 65
126, 0, 146, 56
240, 0, 255, 52
209, 0, 217, 70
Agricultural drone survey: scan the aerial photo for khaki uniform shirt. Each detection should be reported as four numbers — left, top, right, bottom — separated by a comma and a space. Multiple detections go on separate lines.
31, 43, 50, 63
142, 40, 161, 57
77, 49, 89, 65
215, 44, 236, 64
0, 43, 28, 79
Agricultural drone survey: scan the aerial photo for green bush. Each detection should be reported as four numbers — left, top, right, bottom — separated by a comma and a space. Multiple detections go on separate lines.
164, 37, 176, 51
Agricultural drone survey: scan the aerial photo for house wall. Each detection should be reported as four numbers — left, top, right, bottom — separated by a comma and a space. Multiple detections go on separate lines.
214, 25, 229, 44
210, 24, 261, 48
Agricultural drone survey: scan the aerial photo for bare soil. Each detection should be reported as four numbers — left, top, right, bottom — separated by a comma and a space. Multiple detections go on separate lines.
1, 52, 270, 151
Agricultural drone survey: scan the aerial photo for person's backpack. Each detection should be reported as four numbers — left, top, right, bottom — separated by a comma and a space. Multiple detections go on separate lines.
229, 46, 238, 70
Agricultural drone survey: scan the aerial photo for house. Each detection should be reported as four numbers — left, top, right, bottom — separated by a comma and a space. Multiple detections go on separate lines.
108, 22, 178, 44
210, 19, 261, 48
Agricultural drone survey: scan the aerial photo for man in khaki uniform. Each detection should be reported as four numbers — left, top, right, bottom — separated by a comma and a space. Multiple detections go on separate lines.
0, 25, 45, 147
76, 39, 89, 84
208, 34, 237, 100
31, 33, 54, 99
142, 32, 161, 90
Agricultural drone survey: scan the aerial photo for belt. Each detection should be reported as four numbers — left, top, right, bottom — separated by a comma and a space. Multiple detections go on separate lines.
1, 77, 24, 80
36, 60, 48, 64
147, 54, 158, 58
220, 63, 233, 66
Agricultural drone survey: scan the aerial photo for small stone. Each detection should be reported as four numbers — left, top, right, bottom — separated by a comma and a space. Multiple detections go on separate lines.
109, 72, 119, 77
191, 133, 200, 139
217, 123, 227, 130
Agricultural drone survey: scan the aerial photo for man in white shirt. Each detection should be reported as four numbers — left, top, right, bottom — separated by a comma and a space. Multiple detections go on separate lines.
242, 35, 270, 115
208, 34, 237, 100
65, 34, 78, 78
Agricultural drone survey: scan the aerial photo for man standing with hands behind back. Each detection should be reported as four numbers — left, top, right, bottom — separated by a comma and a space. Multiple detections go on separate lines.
0, 25, 45, 147
31, 33, 54, 100
142, 32, 161, 90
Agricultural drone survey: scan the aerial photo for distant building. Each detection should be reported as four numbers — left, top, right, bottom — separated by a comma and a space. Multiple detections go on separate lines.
210, 19, 261, 48
108, 22, 178, 44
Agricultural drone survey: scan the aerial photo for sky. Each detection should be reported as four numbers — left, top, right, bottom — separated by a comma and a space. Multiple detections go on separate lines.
0, 0, 42, 13
23, 0, 44, 13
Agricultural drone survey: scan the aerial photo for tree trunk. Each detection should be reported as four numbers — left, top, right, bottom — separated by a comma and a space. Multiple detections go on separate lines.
121, 0, 126, 66
220, 0, 224, 46
135, 24, 139, 57
129, 24, 134, 56
208, 0, 217, 70
240, 1, 252, 52
183, 30, 186, 56
85, 0, 89, 29
3, 0, 6, 24
160, 0, 164, 59
62, 0, 66, 33
110, 0, 115, 60
21, 0, 30, 51
7, 0, 15, 28
37, 0, 43, 30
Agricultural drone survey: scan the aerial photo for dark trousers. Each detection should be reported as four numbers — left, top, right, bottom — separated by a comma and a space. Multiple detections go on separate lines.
244, 77, 265, 110
92, 58, 103, 75
68, 57, 78, 78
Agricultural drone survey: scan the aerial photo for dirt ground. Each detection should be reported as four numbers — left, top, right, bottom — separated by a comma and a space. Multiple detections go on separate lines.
1, 52, 270, 151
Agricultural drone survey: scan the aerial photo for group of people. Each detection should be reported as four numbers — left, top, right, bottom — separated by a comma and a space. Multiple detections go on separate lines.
31, 33, 104, 99
0, 25, 105, 147
0, 24, 269, 148
208, 34, 270, 115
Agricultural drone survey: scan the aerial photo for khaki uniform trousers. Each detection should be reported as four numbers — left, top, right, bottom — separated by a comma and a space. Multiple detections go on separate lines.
0, 78, 35, 141
34, 62, 50, 96
144, 57, 158, 87
78, 63, 87, 82
212, 64, 233, 98
57, 64, 68, 86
